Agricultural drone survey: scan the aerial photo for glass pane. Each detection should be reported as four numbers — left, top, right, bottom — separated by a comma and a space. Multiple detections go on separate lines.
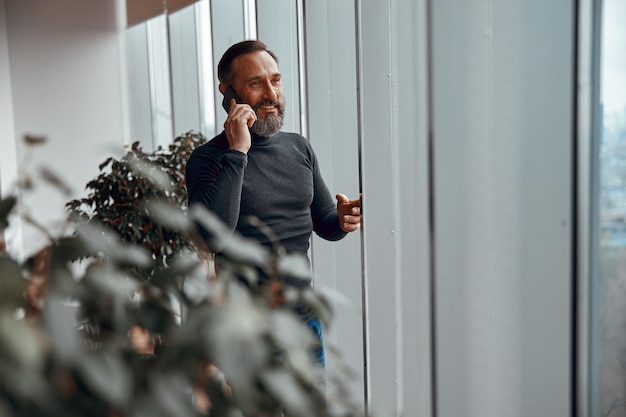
146, 15, 174, 150
168, 4, 202, 137
195, 0, 216, 137
596, 0, 626, 415
126, 23, 154, 148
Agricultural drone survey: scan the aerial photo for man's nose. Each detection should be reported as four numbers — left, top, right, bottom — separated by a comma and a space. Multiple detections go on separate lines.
262, 81, 278, 101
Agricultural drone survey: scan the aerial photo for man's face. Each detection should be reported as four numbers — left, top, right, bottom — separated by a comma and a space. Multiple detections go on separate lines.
230, 50, 285, 136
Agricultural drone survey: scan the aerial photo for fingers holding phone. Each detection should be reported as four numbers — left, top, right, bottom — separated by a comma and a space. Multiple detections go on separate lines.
222, 86, 256, 154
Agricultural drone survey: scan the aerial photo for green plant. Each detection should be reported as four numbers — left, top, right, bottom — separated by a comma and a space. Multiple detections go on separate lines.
0, 135, 367, 417
65, 131, 206, 273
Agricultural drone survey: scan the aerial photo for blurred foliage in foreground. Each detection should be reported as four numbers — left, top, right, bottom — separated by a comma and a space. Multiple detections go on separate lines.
0, 132, 364, 417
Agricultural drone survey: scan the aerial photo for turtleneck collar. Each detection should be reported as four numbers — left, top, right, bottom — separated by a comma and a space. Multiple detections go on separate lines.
251, 131, 279, 146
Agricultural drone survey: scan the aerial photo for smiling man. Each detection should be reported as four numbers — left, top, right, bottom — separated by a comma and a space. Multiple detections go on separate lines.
185, 40, 361, 368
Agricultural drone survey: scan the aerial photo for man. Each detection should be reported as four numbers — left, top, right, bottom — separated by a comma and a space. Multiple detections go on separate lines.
185, 40, 361, 366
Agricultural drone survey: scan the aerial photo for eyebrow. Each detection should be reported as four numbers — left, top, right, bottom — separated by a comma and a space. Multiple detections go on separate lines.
245, 72, 282, 83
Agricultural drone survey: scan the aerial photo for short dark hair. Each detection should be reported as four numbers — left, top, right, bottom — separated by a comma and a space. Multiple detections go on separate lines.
217, 40, 279, 85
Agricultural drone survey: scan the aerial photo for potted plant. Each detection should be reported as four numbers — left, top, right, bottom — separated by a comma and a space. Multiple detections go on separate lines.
0, 133, 365, 417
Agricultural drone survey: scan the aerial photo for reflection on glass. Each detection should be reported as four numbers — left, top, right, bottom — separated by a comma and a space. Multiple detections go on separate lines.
597, 0, 626, 416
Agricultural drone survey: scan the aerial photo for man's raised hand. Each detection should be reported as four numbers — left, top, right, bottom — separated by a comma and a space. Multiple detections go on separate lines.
336, 193, 362, 233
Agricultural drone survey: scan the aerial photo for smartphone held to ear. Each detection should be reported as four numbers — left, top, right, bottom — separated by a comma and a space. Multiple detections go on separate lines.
222, 85, 241, 113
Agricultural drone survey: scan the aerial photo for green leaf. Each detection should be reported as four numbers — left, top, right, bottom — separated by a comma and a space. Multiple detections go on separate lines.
42, 293, 83, 362
190, 205, 269, 266
0, 255, 27, 309
0, 399, 14, 417
54, 235, 95, 262
98, 156, 114, 171
39, 166, 73, 197
150, 372, 197, 416
260, 368, 321, 417
142, 200, 191, 233
0, 313, 45, 369
0, 196, 16, 230
276, 253, 312, 280
23, 133, 46, 146
76, 350, 132, 406
75, 220, 152, 268
83, 263, 141, 299
128, 157, 174, 193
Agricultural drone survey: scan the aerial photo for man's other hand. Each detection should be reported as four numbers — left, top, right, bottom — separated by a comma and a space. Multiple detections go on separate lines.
336, 193, 362, 233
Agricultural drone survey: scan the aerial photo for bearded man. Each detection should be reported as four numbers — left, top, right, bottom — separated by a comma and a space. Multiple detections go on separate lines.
185, 40, 361, 367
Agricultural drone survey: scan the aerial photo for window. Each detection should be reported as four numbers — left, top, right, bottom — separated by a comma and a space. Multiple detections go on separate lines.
594, 0, 626, 415
125, 0, 217, 151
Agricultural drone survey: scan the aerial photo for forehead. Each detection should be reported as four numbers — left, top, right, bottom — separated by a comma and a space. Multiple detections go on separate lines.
231, 50, 280, 82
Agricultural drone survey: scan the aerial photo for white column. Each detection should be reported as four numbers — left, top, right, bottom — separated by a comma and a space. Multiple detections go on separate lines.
431, 0, 574, 416
356, 0, 433, 415
302, 0, 365, 408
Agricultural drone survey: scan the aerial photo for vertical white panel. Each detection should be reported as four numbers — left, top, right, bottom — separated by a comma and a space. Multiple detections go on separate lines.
303, 0, 364, 408
431, 0, 574, 416
209, 0, 245, 132
147, 15, 174, 149
195, 0, 216, 137
169, 6, 202, 136
393, 0, 433, 416
256, 0, 300, 134
126, 23, 154, 145
357, 0, 433, 415
357, 0, 396, 409
242, 0, 257, 40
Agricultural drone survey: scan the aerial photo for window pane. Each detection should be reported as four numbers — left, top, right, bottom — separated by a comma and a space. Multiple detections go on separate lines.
146, 15, 174, 150
596, 0, 626, 416
168, 4, 202, 136
195, 0, 216, 137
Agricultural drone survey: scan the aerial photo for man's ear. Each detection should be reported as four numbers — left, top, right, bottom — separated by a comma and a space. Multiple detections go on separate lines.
218, 83, 226, 95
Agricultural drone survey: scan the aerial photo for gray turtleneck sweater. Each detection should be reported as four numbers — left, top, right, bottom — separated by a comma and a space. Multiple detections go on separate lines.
185, 131, 347, 255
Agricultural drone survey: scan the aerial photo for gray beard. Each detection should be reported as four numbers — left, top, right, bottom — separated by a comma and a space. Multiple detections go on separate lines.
251, 112, 284, 137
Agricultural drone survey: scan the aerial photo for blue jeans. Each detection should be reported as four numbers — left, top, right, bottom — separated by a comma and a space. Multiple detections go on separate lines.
305, 315, 325, 368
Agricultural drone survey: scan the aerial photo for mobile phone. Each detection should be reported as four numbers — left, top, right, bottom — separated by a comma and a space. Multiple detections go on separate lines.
221, 85, 241, 113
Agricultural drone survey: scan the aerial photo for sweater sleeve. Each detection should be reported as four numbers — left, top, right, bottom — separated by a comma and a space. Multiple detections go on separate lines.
185, 145, 248, 237
309, 147, 348, 242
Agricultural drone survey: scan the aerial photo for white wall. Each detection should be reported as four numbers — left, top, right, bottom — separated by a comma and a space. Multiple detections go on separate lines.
0, 0, 22, 257
3, 0, 129, 257
0, 0, 17, 197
